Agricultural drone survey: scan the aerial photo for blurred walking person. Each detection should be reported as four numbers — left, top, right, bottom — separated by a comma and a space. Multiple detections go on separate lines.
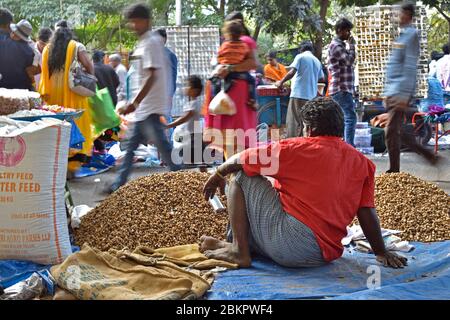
107, 3, 180, 193
383, 3, 437, 173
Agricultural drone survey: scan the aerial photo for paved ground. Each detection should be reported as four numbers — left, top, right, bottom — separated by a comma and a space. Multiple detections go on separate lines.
68, 150, 450, 209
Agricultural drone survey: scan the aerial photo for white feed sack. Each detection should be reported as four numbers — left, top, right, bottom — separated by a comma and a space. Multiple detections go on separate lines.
0, 117, 72, 265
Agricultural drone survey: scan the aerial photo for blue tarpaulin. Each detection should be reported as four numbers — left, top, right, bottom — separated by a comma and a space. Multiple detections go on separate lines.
0, 246, 80, 295
207, 242, 450, 300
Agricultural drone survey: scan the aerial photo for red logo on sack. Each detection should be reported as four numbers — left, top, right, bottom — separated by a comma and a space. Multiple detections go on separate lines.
0, 137, 26, 167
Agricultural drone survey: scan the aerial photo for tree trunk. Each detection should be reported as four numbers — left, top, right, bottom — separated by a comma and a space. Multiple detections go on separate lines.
313, 0, 330, 61
253, 22, 263, 41
219, 0, 226, 18
164, 10, 169, 26
448, 19, 450, 44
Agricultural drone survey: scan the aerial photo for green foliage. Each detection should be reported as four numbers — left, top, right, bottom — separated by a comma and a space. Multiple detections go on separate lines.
1, 0, 129, 27
2, 0, 447, 52
428, 12, 449, 53
2, 0, 133, 50
248, 0, 320, 38
337, 0, 397, 6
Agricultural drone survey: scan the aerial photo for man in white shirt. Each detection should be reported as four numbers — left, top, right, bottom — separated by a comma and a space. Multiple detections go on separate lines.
109, 53, 128, 102
108, 3, 180, 193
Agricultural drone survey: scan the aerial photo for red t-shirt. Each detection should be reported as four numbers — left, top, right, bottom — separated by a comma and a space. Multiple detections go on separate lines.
240, 136, 376, 262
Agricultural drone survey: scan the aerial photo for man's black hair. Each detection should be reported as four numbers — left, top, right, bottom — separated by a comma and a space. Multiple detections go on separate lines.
156, 28, 167, 39
0, 8, 13, 26
55, 20, 68, 29
335, 18, 353, 33
38, 27, 53, 43
125, 3, 151, 20
93, 50, 105, 63
401, 2, 415, 18
300, 97, 344, 137
188, 75, 203, 92
443, 43, 450, 55
299, 40, 314, 53
266, 51, 277, 59
431, 51, 444, 61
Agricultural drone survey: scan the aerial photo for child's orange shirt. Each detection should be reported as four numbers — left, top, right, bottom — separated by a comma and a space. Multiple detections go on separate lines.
217, 40, 250, 65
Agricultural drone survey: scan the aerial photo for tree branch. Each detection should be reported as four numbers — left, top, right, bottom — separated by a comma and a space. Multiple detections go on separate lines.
434, 4, 450, 22
85, 16, 109, 46
205, 0, 220, 14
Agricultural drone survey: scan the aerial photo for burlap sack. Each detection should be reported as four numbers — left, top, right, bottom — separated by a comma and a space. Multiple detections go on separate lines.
51, 244, 237, 300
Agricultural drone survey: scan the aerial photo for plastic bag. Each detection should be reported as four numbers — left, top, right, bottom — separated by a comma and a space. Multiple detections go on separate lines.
0, 273, 45, 300
88, 87, 121, 136
257, 123, 269, 142
69, 119, 85, 149
209, 90, 237, 116
71, 205, 93, 229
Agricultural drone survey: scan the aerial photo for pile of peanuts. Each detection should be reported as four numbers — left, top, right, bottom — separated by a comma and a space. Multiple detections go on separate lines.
74, 172, 228, 251
75, 171, 449, 251
374, 173, 450, 242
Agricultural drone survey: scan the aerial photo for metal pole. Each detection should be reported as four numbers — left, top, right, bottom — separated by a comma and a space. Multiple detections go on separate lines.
176, 0, 182, 26
188, 26, 191, 77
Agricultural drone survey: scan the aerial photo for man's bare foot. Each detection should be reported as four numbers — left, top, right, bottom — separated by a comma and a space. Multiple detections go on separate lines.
199, 235, 229, 253
204, 246, 251, 268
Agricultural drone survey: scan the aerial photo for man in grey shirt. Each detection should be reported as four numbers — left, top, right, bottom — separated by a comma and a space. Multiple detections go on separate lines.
107, 3, 180, 193
384, 3, 437, 173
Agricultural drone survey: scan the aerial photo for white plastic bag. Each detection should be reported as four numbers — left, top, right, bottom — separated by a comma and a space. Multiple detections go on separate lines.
0, 117, 72, 265
0, 273, 45, 300
209, 90, 236, 116
257, 123, 269, 143
71, 205, 93, 229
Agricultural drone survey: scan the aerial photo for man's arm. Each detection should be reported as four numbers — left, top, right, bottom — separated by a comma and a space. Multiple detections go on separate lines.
276, 68, 296, 89
346, 43, 356, 66
357, 207, 408, 268
166, 110, 195, 129
203, 153, 243, 200
119, 68, 156, 115
328, 45, 341, 85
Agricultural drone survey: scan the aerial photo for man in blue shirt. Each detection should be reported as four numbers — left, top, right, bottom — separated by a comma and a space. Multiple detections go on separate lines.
384, 3, 437, 172
0, 18, 34, 90
156, 28, 178, 116
0, 8, 13, 40
277, 41, 324, 137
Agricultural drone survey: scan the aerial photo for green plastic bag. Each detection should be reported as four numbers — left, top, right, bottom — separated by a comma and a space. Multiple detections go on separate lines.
88, 87, 121, 136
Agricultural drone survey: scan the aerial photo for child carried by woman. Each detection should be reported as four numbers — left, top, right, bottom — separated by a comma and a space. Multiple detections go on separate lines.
210, 20, 256, 110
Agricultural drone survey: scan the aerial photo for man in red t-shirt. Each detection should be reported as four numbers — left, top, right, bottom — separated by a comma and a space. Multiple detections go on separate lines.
201, 97, 407, 269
